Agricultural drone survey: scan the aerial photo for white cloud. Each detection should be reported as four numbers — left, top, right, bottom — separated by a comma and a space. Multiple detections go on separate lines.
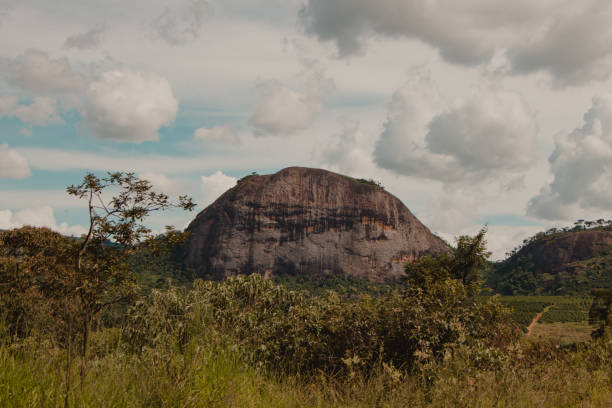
194, 124, 240, 144
435, 224, 545, 261
0, 0, 15, 25
201, 170, 236, 208
299, 0, 612, 85
374, 75, 538, 184
139, 172, 192, 197
316, 119, 377, 177
0, 95, 17, 115
12, 97, 63, 126
0, 144, 30, 179
16, 147, 281, 174
509, 2, 612, 86
0, 206, 86, 236
250, 62, 335, 136
63, 24, 106, 50
150, 0, 209, 45
5, 49, 86, 93
528, 95, 612, 220
84, 69, 179, 143
0, 96, 63, 126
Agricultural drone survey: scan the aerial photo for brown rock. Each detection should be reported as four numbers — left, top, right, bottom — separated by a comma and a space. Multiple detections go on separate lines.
184, 167, 450, 282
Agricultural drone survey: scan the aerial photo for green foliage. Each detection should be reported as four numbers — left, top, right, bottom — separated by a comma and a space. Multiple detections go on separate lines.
589, 288, 612, 338
405, 228, 490, 297
0, 171, 196, 408
0, 227, 76, 340
2, 311, 612, 407
124, 274, 519, 376
498, 296, 592, 327
500, 297, 554, 326
271, 272, 405, 299
487, 222, 612, 296
354, 178, 385, 189
237, 172, 259, 183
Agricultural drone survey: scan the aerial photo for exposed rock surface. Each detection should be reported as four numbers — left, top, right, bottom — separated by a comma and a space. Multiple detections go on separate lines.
488, 228, 612, 295
184, 167, 449, 282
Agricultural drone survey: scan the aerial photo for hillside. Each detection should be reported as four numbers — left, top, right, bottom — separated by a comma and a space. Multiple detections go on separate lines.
487, 225, 612, 295
184, 167, 450, 282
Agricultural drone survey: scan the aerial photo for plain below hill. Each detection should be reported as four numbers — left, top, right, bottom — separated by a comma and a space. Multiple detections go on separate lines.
487, 222, 612, 295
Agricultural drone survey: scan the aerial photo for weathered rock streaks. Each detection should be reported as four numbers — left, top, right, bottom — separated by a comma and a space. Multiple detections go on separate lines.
184, 167, 449, 282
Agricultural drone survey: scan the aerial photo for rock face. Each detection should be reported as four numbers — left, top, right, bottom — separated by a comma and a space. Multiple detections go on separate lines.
184, 167, 450, 282
489, 228, 612, 295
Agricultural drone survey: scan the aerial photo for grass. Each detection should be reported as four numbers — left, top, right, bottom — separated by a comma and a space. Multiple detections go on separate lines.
2, 332, 612, 407
529, 322, 595, 345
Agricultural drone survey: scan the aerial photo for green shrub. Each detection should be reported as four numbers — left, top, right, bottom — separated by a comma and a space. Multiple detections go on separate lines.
124, 275, 519, 375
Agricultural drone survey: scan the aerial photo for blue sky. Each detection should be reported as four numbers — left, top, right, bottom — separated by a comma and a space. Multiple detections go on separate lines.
2, 0, 612, 259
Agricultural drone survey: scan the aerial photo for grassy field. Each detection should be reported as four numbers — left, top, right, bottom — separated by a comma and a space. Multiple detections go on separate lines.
529, 322, 595, 345
2, 329, 612, 407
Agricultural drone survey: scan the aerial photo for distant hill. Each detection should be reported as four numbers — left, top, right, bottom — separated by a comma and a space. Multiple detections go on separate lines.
487, 224, 612, 295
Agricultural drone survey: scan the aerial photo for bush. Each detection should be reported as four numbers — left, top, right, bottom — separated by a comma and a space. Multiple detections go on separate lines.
124, 275, 520, 375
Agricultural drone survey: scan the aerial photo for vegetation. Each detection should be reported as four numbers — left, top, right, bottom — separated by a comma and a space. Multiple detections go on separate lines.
0, 172, 195, 407
354, 178, 385, 189
589, 288, 612, 338
498, 296, 592, 327
237, 171, 259, 183
2, 177, 612, 406
487, 220, 612, 295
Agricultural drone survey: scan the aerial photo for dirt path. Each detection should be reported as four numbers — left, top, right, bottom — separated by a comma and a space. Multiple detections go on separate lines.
525, 305, 553, 338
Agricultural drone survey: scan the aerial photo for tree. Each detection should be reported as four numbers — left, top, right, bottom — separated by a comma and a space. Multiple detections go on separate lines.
65, 172, 195, 360
0, 172, 195, 407
589, 288, 612, 339
0, 227, 76, 341
404, 228, 490, 297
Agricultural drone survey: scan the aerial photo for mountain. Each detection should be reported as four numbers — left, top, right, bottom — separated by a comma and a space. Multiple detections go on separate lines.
487, 226, 612, 295
183, 167, 450, 282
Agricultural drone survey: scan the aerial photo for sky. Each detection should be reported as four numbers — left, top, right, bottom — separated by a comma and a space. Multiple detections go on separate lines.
2, 0, 612, 259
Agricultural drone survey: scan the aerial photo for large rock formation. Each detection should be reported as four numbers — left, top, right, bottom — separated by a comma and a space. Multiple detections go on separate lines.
184, 167, 449, 282
488, 227, 612, 295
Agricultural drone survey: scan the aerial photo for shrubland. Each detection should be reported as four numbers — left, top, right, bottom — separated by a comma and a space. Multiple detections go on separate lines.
1, 174, 612, 407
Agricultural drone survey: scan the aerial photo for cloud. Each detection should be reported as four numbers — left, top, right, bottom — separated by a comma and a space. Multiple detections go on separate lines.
0, 96, 63, 126
250, 62, 335, 136
0, 206, 86, 236
316, 119, 377, 177
63, 24, 106, 50
299, 0, 612, 85
201, 170, 236, 208
0, 0, 15, 25
84, 69, 179, 143
13, 97, 63, 126
0, 144, 30, 179
528, 95, 612, 220
374, 75, 537, 184
5, 49, 86, 93
0, 95, 17, 115
435, 224, 545, 261
194, 124, 240, 144
16, 147, 280, 174
509, 2, 612, 86
139, 172, 192, 197
150, 0, 209, 45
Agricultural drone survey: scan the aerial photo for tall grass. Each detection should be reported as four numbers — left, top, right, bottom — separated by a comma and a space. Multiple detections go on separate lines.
2, 336, 612, 407
2, 321, 612, 407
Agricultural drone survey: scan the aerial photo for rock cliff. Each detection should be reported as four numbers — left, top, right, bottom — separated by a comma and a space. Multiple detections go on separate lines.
184, 167, 449, 282
488, 227, 612, 295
